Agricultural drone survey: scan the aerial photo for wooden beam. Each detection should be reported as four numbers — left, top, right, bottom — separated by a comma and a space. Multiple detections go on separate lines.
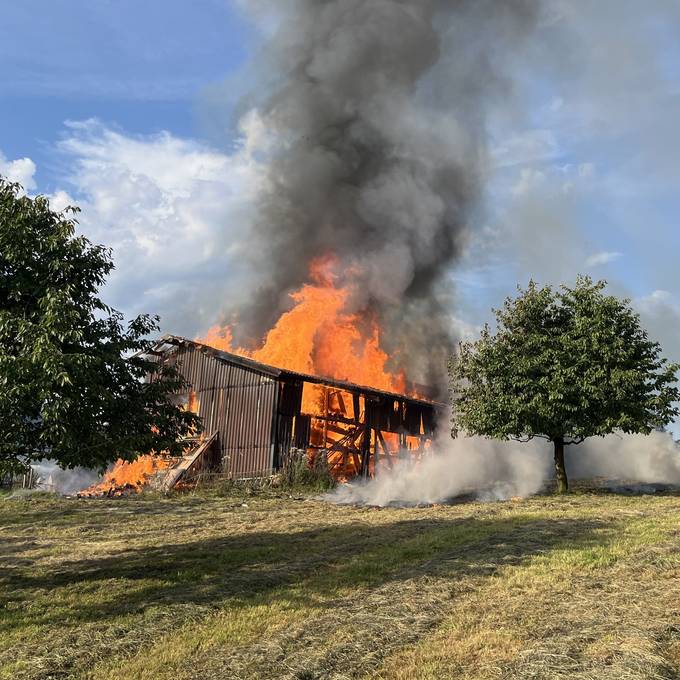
373, 427, 379, 476
359, 425, 371, 478
376, 430, 395, 468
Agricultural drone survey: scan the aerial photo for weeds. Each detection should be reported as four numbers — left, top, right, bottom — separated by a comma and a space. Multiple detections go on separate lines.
279, 448, 336, 492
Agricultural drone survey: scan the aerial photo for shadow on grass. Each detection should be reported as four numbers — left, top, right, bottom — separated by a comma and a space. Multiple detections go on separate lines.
0, 536, 41, 552
0, 495, 220, 528
574, 481, 680, 497
1, 513, 615, 633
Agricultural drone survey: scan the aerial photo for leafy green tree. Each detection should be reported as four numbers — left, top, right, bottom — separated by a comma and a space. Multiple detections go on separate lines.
0, 179, 200, 472
450, 277, 679, 493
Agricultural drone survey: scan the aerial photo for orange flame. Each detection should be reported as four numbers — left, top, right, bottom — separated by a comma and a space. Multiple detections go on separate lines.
201, 255, 405, 393
79, 256, 412, 496
78, 455, 172, 497
199, 255, 421, 481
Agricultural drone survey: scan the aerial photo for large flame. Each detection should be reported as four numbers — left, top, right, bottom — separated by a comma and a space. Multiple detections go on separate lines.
80, 257, 418, 497
199, 256, 422, 481
201, 255, 405, 393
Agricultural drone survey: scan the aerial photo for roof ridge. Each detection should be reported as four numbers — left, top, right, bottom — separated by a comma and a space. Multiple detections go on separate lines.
153, 335, 444, 408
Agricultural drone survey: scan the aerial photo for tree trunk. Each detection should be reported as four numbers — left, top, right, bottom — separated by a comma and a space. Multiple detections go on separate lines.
553, 436, 569, 494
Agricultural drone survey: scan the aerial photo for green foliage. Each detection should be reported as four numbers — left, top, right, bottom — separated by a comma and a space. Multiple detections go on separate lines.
0, 179, 200, 470
450, 277, 680, 445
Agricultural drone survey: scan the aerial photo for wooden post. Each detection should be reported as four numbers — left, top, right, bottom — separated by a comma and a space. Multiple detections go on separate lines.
373, 427, 379, 477
399, 431, 407, 460
361, 424, 371, 478
322, 387, 329, 450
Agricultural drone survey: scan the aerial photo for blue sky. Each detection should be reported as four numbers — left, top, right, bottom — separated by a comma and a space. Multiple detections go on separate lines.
0, 1, 254, 185
2, 1, 680, 407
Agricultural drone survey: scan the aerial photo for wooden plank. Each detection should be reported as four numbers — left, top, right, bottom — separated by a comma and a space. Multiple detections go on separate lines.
373, 427, 379, 476
324, 422, 358, 437
336, 390, 347, 415
325, 427, 362, 455
311, 412, 359, 426
162, 433, 217, 491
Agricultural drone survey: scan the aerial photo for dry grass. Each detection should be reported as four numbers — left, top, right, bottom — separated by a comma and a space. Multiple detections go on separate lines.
0, 485, 678, 680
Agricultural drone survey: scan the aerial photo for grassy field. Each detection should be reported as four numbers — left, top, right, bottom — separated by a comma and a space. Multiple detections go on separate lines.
1, 486, 678, 680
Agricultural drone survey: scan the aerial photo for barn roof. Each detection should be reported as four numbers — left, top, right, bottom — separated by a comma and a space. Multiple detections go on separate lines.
151, 335, 443, 409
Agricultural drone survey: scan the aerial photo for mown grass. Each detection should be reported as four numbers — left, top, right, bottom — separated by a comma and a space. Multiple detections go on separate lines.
0, 486, 678, 679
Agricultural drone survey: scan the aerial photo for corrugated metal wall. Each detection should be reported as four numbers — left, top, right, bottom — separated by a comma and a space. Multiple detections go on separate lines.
168, 345, 279, 478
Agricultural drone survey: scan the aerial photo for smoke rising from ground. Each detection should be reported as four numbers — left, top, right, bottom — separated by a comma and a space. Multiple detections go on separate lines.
569, 431, 680, 485
327, 431, 680, 506
228, 0, 542, 388
329, 434, 550, 506
30, 460, 99, 495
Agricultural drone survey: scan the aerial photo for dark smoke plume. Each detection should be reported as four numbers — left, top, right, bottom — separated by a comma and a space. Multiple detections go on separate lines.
231, 0, 542, 390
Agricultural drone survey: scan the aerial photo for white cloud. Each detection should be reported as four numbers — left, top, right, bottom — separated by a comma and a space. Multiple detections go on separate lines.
0, 152, 36, 191
492, 128, 561, 169
47, 190, 76, 213
639, 289, 672, 305
585, 251, 622, 267
511, 167, 546, 197
634, 290, 680, 362
53, 119, 267, 337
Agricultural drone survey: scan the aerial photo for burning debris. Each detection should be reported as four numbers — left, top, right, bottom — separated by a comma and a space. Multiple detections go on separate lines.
78, 455, 173, 498
78, 435, 219, 497
198, 257, 441, 483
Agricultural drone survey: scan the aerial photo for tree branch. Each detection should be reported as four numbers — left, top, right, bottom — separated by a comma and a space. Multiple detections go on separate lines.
510, 434, 551, 443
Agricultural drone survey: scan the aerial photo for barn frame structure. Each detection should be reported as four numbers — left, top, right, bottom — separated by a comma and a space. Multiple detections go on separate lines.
147, 336, 444, 479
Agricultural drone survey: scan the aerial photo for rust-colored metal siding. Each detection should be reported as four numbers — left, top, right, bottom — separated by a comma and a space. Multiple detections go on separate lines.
167, 345, 278, 478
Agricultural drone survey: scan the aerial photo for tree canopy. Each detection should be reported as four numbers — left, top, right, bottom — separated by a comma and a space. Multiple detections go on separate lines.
0, 179, 200, 471
450, 277, 680, 493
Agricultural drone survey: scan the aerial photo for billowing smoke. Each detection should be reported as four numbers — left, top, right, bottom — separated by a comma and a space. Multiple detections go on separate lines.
227, 0, 542, 390
328, 434, 550, 505
569, 430, 680, 485
327, 431, 680, 506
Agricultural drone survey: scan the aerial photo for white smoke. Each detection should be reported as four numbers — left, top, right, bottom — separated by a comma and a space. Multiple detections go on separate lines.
568, 430, 680, 484
30, 460, 99, 495
326, 430, 680, 506
327, 434, 551, 506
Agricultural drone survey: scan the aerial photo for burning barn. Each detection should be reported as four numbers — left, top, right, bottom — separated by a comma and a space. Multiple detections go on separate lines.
148, 335, 443, 481
75, 1, 542, 498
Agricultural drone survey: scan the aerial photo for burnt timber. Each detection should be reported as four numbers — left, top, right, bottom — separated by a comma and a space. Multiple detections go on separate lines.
147, 335, 444, 479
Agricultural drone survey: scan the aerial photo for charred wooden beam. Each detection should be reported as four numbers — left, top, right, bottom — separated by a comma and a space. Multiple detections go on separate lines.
311, 413, 362, 426
360, 425, 372, 478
